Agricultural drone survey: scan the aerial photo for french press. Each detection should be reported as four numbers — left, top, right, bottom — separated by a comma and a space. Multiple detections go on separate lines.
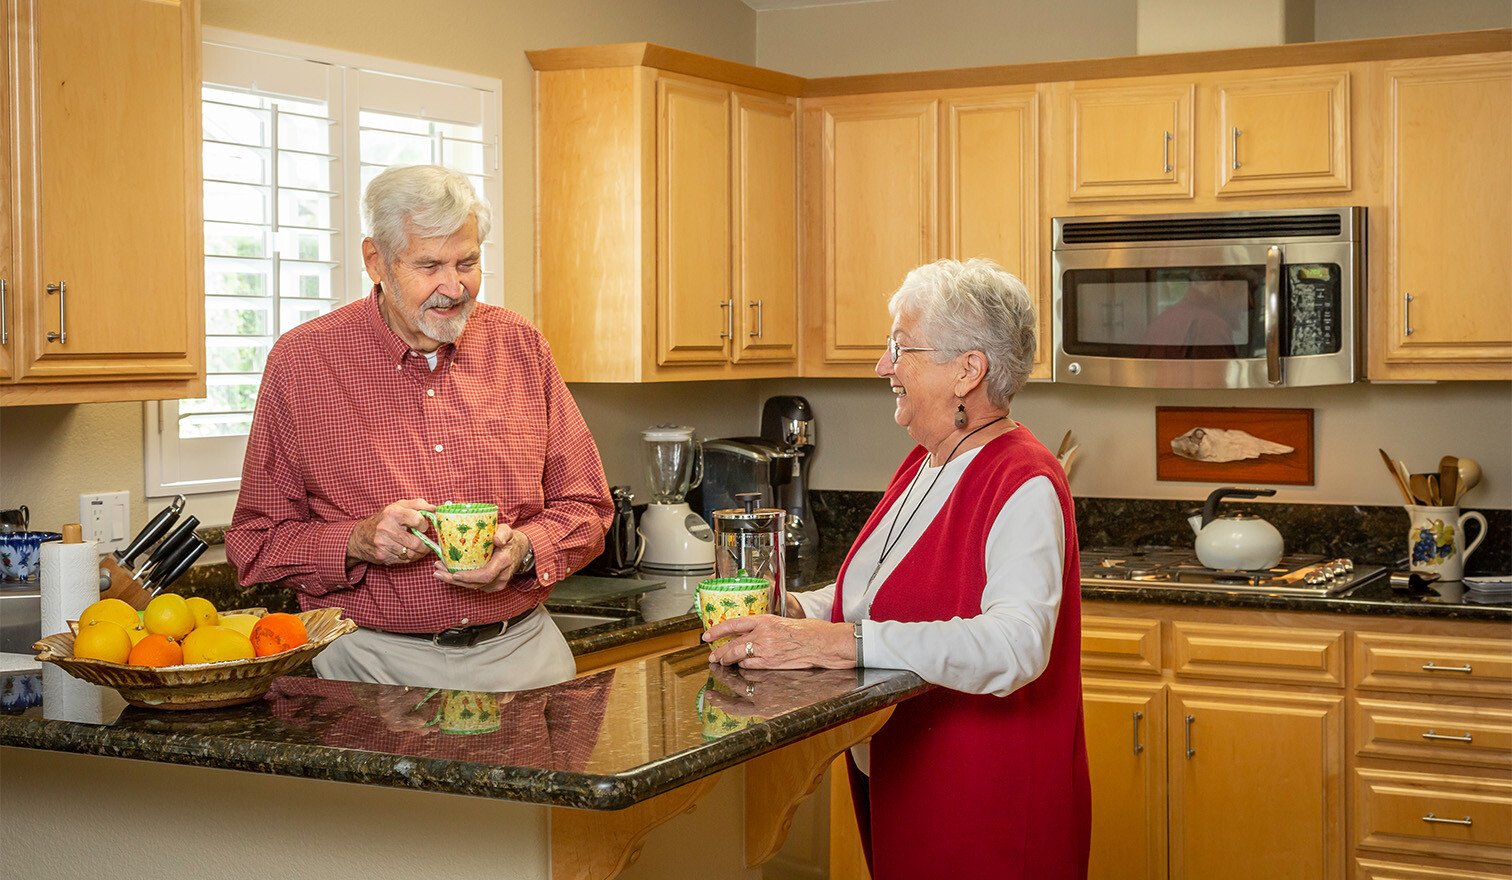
711, 492, 787, 617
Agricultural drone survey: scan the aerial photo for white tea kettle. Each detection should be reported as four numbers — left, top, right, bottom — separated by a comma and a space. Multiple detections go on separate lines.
1186, 486, 1284, 571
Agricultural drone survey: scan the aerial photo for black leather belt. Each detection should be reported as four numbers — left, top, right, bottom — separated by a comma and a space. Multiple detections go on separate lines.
394, 606, 536, 648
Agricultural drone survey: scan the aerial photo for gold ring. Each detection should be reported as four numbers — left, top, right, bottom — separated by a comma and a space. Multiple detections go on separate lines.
744, 641, 755, 659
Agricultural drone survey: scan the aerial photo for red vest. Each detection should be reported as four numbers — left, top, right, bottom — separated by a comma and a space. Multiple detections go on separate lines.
833, 426, 1090, 880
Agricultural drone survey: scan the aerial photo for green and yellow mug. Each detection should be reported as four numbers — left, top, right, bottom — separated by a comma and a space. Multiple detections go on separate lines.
410, 502, 498, 572
416, 688, 501, 735
696, 575, 771, 649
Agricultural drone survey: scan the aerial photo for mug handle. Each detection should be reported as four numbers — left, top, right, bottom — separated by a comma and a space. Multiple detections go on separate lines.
413, 687, 444, 726
1458, 511, 1488, 562
409, 510, 444, 559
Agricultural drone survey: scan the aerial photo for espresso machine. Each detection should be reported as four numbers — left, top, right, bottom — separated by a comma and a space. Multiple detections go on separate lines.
761, 396, 819, 586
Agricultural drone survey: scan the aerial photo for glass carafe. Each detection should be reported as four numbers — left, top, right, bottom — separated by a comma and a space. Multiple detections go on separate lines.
642, 425, 703, 503
712, 492, 787, 617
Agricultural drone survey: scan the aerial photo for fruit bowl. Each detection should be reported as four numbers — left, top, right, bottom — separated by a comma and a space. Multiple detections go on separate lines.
33, 607, 356, 710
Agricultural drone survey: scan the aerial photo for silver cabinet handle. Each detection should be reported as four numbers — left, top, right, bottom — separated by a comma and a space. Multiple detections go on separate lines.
1232, 127, 1242, 170
748, 299, 763, 338
1264, 245, 1283, 385
1423, 662, 1473, 673
46, 280, 67, 344
1184, 713, 1195, 758
1132, 710, 1145, 755
1422, 730, 1474, 743
1404, 292, 1415, 336
1162, 131, 1173, 173
1, 278, 8, 346
1422, 813, 1472, 827
718, 299, 732, 340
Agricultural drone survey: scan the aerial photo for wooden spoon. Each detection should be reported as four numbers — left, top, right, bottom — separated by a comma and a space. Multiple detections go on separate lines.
1409, 473, 1433, 506
1378, 449, 1414, 505
1457, 457, 1482, 502
1439, 456, 1459, 507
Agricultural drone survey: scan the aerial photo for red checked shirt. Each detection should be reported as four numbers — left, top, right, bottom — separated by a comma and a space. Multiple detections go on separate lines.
226, 289, 613, 633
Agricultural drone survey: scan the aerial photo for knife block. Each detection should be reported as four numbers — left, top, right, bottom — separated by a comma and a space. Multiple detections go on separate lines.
99, 555, 154, 610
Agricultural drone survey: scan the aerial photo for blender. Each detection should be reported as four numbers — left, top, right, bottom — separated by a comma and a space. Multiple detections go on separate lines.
638, 425, 715, 573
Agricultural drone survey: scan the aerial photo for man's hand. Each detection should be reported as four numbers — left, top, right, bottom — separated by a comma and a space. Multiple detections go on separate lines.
347, 499, 435, 566
432, 524, 532, 593
704, 614, 856, 669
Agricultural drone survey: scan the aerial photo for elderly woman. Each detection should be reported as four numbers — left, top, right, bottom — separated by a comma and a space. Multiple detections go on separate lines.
705, 258, 1089, 879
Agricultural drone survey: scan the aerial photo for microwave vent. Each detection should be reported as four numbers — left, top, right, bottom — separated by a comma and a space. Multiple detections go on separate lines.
1060, 212, 1344, 245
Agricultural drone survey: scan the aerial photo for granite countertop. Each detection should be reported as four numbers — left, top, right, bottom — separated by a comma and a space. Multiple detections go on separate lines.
1081, 578, 1512, 621
0, 647, 927, 810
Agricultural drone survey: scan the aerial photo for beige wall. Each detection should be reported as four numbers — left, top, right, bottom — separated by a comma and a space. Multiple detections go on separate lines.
2, 0, 1510, 536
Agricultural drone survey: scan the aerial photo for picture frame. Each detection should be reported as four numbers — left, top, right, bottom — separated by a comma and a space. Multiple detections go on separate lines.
1155, 406, 1315, 485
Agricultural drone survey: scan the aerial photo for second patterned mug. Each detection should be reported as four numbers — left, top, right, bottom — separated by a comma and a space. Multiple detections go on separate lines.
410, 503, 498, 572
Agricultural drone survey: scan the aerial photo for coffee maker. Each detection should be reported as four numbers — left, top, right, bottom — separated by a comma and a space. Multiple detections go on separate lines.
760, 396, 818, 586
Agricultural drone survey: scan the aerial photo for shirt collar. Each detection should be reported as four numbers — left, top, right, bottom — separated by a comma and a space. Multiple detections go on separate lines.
365, 284, 460, 369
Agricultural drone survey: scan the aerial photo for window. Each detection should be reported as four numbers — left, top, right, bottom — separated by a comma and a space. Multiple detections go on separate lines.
146, 31, 501, 512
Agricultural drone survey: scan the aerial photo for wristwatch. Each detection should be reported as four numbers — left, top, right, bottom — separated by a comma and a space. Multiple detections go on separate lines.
853, 621, 864, 668
516, 539, 536, 576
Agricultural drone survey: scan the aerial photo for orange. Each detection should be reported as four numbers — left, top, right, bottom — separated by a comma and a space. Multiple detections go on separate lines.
73, 620, 133, 664
250, 613, 308, 657
181, 626, 255, 664
127, 633, 183, 667
79, 598, 139, 631
143, 593, 195, 639
185, 596, 219, 629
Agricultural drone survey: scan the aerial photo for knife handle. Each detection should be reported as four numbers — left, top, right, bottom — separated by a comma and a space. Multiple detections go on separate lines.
135, 515, 200, 580
145, 537, 208, 596
116, 495, 185, 568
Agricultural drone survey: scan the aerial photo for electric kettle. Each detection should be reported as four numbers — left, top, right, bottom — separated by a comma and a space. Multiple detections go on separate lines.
1186, 486, 1284, 571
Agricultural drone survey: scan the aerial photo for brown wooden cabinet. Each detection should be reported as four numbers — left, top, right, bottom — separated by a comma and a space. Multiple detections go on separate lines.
0, 0, 204, 406
1373, 53, 1512, 381
800, 93, 937, 376
1084, 678, 1167, 880
533, 52, 799, 382
1057, 80, 1194, 202
1211, 69, 1352, 196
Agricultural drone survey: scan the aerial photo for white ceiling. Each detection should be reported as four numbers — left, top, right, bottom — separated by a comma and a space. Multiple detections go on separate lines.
740, 0, 891, 10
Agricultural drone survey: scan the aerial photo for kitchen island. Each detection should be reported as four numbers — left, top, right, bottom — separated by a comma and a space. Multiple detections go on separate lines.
1, 643, 926, 880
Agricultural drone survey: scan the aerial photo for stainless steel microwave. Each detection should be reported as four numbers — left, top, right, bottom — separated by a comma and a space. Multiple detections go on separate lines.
1052, 207, 1365, 389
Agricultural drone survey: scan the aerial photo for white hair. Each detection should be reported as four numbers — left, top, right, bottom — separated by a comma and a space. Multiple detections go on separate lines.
362, 165, 492, 260
888, 258, 1037, 407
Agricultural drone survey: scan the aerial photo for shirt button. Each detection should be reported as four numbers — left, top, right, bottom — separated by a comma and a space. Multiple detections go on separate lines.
426, 389, 435, 397
434, 444, 444, 453
460, 617, 470, 625
395, 364, 402, 371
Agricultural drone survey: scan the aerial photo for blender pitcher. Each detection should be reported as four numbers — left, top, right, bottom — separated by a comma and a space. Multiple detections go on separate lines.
712, 492, 787, 617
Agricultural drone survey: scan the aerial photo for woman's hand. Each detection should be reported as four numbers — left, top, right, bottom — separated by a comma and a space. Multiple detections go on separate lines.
704, 613, 856, 669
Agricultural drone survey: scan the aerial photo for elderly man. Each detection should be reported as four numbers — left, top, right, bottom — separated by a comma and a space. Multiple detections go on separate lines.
227, 165, 612, 692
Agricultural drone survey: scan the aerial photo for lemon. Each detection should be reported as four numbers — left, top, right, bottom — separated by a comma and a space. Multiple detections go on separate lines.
185, 596, 219, 629
218, 614, 259, 638
73, 620, 133, 664
181, 626, 255, 664
126, 624, 150, 646
79, 598, 140, 631
143, 593, 195, 639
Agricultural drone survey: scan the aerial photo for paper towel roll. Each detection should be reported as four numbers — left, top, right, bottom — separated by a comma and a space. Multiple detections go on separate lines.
40, 538, 101, 639
42, 663, 124, 723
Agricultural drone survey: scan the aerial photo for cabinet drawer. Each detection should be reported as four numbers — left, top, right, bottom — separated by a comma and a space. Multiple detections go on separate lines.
1356, 768, 1512, 865
1081, 615, 1161, 675
1171, 621, 1344, 686
1356, 856, 1512, 880
1356, 698, 1512, 770
1355, 633, 1512, 698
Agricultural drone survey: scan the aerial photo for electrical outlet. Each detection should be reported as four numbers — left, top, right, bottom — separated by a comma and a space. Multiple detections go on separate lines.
79, 491, 130, 553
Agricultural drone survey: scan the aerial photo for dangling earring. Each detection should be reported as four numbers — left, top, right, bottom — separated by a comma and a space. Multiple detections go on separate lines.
954, 400, 968, 429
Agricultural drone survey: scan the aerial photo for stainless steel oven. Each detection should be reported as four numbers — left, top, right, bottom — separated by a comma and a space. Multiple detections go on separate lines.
1052, 207, 1365, 389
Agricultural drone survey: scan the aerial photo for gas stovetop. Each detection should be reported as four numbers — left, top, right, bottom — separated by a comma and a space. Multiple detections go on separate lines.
1080, 547, 1389, 597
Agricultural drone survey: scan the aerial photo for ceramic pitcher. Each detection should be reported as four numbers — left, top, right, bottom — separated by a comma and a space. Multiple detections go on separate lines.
1406, 505, 1487, 582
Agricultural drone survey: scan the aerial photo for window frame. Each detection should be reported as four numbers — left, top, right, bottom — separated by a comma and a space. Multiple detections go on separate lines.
145, 29, 502, 512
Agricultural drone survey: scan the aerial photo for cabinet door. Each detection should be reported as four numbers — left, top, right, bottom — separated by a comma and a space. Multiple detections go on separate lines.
732, 91, 797, 364
1215, 71, 1351, 196
1169, 686, 1346, 880
1066, 82, 1193, 201
1084, 680, 1166, 880
0, 10, 13, 382
657, 76, 731, 365
1378, 55, 1512, 377
811, 97, 937, 367
21, 0, 199, 381
942, 91, 1044, 375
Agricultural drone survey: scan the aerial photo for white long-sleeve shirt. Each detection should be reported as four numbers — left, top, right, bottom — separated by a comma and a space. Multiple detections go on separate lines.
794, 446, 1066, 698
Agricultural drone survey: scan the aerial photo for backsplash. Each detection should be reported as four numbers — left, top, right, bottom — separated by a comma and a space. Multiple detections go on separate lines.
813, 490, 1511, 579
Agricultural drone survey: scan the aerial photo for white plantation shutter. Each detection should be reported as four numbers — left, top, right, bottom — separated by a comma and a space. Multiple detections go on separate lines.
146, 33, 501, 500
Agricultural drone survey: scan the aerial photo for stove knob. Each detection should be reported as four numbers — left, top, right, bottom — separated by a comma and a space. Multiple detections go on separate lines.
1306, 573, 1327, 585
1341, 559, 1355, 572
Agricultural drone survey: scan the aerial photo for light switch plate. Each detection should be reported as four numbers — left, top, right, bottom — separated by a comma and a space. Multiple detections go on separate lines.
80, 491, 130, 554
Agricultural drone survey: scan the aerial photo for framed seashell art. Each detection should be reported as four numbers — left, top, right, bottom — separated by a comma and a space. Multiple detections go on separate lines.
1155, 406, 1314, 485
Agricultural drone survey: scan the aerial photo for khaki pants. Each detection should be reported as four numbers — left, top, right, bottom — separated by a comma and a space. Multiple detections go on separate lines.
311, 606, 576, 691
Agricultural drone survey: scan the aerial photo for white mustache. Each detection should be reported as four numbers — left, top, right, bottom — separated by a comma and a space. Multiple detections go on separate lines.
422, 290, 466, 311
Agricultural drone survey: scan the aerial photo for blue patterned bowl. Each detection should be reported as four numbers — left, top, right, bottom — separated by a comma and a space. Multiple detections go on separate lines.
0, 531, 62, 582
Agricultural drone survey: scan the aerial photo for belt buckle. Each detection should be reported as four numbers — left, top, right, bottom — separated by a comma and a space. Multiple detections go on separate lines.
432, 626, 475, 648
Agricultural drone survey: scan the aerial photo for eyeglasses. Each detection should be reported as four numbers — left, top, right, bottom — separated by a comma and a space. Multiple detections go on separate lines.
885, 336, 939, 364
